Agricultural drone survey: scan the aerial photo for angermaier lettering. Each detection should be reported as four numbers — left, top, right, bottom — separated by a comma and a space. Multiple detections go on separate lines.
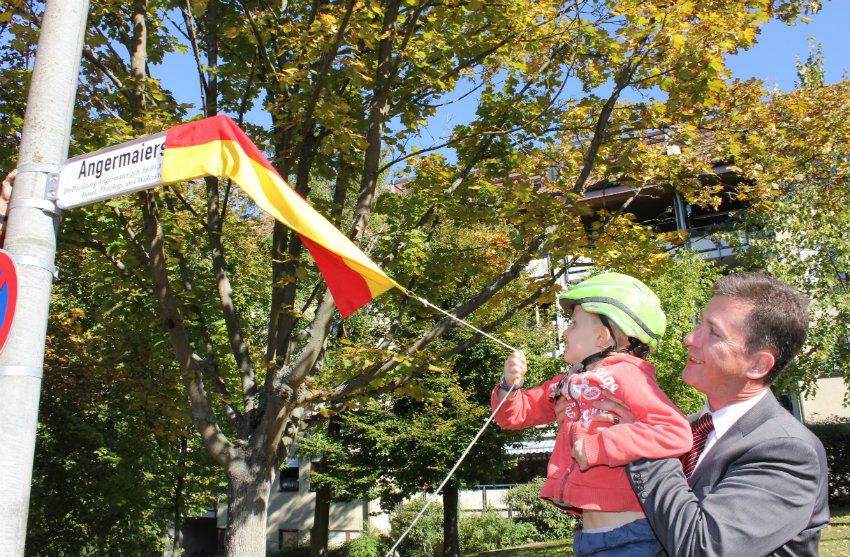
77, 140, 164, 180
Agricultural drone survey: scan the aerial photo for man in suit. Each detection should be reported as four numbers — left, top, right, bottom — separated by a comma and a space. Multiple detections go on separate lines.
598, 272, 829, 557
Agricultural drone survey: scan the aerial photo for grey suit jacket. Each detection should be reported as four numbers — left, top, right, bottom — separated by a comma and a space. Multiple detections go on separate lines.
628, 394, 829, 557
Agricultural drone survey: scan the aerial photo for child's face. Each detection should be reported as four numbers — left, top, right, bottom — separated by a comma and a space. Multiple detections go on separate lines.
561, 305, 609, 365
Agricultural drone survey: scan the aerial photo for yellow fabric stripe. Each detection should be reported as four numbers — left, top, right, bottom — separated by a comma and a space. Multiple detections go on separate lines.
161, 140, 403, 298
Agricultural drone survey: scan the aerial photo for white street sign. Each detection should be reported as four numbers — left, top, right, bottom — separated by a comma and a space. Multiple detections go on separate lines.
49, 131, 167, 209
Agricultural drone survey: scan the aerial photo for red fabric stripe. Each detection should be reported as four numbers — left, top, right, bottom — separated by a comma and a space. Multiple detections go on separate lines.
300, 235, 374, 318
165, 115, 278, 174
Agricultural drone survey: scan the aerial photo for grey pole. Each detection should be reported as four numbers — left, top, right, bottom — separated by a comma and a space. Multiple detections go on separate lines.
0, 1, 89, 556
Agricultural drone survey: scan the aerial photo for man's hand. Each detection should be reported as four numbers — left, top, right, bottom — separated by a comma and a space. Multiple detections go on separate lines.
0, 169, 15, 242
572, 438, 589, 471
2, 168, 15, 202
592, 392, 635, 431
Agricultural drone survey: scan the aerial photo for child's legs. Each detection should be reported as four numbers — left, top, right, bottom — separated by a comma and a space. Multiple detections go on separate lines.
573, 518, 658, 557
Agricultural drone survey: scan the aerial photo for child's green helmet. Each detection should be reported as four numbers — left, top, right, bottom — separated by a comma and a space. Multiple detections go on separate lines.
558, 272, 666, 352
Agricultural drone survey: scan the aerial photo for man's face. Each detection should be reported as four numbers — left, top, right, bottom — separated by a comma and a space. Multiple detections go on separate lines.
682, 294, 761, 409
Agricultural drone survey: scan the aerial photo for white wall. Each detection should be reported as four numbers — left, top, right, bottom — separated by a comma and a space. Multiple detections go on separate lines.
800, 376, 850, 423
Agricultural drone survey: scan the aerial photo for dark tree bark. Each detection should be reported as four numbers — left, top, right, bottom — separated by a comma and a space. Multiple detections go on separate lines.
442, 480, 460, 557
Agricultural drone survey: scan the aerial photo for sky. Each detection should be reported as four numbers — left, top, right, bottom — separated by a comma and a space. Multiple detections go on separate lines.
413, 1, 850, 155
156, 1, 850, 143
726, 0, 849, 91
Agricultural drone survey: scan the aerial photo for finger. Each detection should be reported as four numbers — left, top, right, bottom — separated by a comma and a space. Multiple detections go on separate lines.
505, 352, 527, 373
592, 411, 619, 424
599, 391, 625, 405
592, 399, 622, 413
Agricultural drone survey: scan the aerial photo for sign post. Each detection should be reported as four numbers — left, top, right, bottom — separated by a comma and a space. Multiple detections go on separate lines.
0, 2, 89, 556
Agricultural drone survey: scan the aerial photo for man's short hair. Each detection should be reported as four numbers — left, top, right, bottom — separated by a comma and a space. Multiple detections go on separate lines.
712, 272, 810, 385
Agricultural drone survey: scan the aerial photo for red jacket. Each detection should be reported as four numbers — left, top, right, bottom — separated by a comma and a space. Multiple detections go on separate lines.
491, 353, 692, 514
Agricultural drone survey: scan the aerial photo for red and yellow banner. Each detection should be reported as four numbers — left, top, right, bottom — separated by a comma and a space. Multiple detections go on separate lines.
160, 115, 403, 317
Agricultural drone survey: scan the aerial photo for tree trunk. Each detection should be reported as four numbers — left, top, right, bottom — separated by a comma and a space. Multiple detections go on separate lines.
224, 457, 273, 557
310, 417, 339, 557
442, 481, 460, 557
310, 457, 331, 557
173, 435, 187, 553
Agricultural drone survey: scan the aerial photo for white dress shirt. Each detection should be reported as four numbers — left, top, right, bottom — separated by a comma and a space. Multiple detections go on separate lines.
693, 389, 770, 470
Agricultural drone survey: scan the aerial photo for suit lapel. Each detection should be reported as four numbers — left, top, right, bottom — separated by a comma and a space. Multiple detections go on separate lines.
688, 395, 781, 485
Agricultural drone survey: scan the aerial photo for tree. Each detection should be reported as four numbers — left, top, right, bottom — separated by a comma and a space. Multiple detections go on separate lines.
300, 333, 555, 557
1, 1, 825, 555
25, 239, 223, 556
647, 251, 722, 415
730, 51, 850, 399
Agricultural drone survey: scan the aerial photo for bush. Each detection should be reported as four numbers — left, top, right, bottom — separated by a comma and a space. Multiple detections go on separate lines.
342, 525, 391, 557
388, 497, 540, 557
807, 418, 850, 506
459, 509, 537, 554
503, 478, 578, 541
388, 498, 444, 557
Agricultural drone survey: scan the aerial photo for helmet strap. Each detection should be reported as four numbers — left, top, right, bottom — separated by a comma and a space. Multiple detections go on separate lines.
597, 314, 619, 351
579, 350, 613, 372
551, 350, 613, 400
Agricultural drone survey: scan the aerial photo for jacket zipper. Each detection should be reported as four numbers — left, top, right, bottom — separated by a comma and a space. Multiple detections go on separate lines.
559, 373, 584, 505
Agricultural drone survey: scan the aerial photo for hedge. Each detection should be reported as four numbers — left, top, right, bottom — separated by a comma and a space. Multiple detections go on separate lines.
807, 418, 850, 507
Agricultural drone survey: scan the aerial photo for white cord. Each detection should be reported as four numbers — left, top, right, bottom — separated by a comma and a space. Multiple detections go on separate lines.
411, 294, 520, 354
382, 382, 519, 557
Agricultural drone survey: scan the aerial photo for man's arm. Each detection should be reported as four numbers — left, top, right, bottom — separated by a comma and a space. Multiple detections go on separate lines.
628, 434, 825, 557
574, 369, 692, 470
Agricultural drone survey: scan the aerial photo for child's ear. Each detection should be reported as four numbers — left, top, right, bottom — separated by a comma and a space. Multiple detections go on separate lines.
595, 326, 613, 349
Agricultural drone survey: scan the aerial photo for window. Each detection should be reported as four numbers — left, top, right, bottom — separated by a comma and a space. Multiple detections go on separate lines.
279, 464, 300, 492
279, 529, 299, 549
329, 530, 359, 547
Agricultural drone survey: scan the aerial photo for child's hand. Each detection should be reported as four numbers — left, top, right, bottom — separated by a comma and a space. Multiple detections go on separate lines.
503, 350, 526, 388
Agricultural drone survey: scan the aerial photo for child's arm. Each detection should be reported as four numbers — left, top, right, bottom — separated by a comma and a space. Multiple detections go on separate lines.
490, 351, 560, 429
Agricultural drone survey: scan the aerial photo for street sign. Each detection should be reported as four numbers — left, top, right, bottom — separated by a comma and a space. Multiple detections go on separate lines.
49, 131, 166, 209
0, 250, 18, 354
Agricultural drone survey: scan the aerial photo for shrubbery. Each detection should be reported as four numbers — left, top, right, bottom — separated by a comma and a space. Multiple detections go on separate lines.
807, 418, 850, 506
459, 509, 537, 553
503, 477, 578, 541
388, 498, 445, 557
342, 525, 391, 557
380, 497, 539, 557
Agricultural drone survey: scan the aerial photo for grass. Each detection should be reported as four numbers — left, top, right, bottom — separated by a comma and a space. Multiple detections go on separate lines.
473, 507, 850, 557
821, 506, 850, 557
477, 539, 573, 557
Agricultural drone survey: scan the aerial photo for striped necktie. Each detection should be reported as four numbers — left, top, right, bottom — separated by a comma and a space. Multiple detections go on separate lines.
683, 413, 714, 480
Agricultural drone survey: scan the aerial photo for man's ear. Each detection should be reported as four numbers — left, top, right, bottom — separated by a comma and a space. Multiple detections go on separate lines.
746, 350, 775, 381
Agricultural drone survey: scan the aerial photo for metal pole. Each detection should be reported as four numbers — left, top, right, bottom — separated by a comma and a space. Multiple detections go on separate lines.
0, 2, 89, 556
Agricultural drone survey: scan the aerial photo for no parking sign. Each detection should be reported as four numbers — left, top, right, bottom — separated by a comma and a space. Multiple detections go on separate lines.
0, 250, 18, 354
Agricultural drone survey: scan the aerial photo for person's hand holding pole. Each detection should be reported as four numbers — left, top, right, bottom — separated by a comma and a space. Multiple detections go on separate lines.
0, 168, 16, 243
